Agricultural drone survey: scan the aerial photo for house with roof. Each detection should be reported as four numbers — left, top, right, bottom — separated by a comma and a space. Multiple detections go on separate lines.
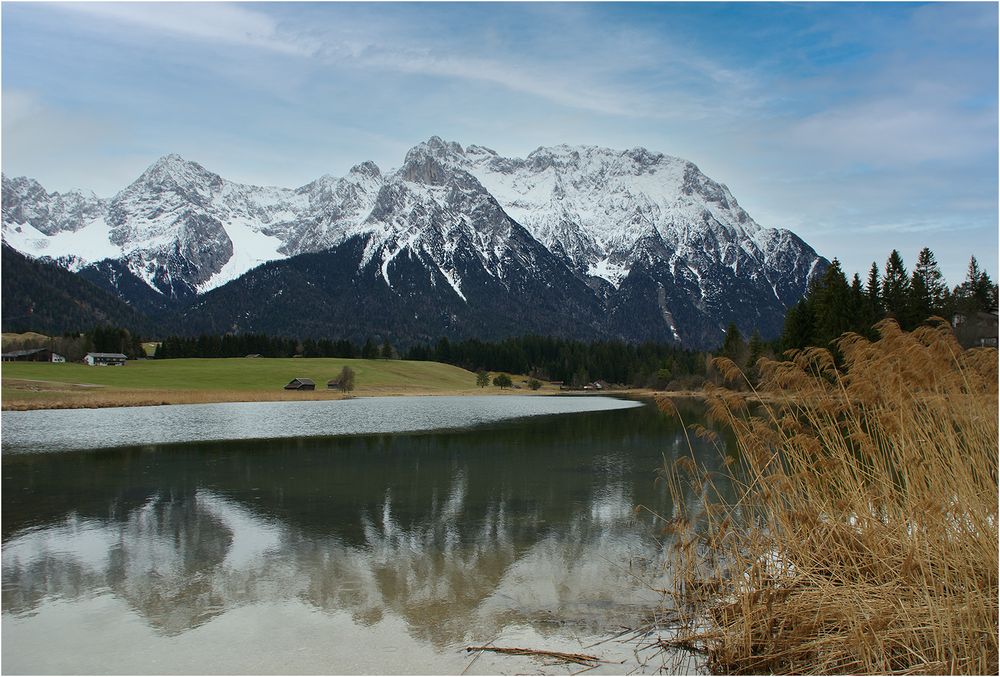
84, 352, 127, 366
1, 348, 62, 362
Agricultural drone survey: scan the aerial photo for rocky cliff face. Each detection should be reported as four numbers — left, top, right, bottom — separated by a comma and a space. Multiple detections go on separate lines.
1, 138, 826, 347
1, 175, 106, 236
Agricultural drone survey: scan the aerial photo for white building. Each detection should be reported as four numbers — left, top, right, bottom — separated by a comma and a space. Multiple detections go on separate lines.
84, 352, 127, 366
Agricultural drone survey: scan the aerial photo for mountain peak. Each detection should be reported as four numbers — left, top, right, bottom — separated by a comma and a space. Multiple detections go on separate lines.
403, 136, 465, 166
133, 154, 222, 192
424, 136, 464, 155
349, 161, 381, 178
155, 152, 187, 165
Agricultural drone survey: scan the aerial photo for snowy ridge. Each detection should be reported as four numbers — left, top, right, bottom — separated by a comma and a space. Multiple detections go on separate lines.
435, 140, 791, 289
2, 137, 825, 346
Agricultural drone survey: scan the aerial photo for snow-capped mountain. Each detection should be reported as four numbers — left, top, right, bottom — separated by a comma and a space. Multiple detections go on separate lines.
1, 138, 826, 347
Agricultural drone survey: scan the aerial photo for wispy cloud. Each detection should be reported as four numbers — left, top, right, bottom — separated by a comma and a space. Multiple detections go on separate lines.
56, 1, 316, 56
3, 2, 995, 282
54, 2, 757, 122
788, 99, 996, 166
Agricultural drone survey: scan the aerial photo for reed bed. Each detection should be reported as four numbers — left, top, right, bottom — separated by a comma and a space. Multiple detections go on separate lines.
658, 319, 998, 674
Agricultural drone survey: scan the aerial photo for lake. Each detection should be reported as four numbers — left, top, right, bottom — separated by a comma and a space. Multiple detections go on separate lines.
1, 395, 731, 674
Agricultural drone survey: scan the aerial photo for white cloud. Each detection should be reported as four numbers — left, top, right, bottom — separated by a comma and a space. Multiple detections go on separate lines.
358, 48, 638, 118
55, 1, 316, 56
787, 99, 995, 166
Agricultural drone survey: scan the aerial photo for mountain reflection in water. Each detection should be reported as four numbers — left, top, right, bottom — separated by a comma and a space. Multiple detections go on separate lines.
2, 399, 733, 672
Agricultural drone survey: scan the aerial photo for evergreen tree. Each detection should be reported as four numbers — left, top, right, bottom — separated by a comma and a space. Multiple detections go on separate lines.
746, 329, 767, 384
865, 262, 882, 326
381, 336, 394, 360
954, 256, 996, 314
434, 337, 452, 363
782, 299, 815, 351
910, 247, 948, 322
849, 273, 866, 329
361, 337, 378, 359
719, 323, 746, 363
813, 259, 853, 345
881, 250, 911, 325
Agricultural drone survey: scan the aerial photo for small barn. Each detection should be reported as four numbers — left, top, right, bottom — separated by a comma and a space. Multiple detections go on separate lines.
1, 348, 53, 362
284, 378, 315, 391
326, 378, 341, 390
84, 352, 127, 366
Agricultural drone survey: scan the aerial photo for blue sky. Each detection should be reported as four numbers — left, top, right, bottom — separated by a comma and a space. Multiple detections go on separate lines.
2, 1, 996, 284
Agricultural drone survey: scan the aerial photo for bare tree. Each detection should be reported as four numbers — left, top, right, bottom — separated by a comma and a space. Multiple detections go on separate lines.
337, 366, 356, 393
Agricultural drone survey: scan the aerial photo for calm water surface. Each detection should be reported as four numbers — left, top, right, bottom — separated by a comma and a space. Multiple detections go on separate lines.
1, 395, 643, 453
1, 396, 731, 674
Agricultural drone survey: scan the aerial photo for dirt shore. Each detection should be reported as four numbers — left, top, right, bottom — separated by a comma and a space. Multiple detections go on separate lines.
1, 380, 660, 411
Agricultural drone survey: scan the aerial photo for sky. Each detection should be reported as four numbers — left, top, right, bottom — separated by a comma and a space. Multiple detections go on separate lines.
2, 1, 997, 284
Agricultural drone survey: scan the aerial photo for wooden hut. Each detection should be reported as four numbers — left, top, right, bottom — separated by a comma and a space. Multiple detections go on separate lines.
284, 378, 315, 390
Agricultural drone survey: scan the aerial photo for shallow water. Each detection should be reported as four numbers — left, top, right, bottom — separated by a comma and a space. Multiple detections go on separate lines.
2, 396, 729, 674
0, 394, 642, 453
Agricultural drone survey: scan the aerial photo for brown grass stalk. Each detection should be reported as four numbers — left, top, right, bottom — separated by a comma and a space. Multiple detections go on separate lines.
660, 319, 998, 674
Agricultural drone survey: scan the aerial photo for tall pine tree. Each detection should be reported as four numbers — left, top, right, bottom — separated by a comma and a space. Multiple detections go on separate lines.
813, 259, 853, 346
881, 250, 911, 326
954, 256, 996, 315
865, 262, 882, 320
910, 247, 948, 323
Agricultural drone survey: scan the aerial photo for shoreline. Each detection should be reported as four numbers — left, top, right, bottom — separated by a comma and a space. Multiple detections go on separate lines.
2, 381, 669, 412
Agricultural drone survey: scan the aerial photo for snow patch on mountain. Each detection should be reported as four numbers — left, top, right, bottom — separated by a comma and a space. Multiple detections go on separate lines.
438, 265, 467, 302
587, 257, 628, 287
198, 218, 289, 292
2, 216, 119, 268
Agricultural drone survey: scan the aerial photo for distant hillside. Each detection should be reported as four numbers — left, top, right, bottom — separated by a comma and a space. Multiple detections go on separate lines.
1, 244, 158, 335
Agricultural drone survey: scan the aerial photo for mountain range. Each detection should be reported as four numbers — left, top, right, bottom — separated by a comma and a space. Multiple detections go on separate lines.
2, 137, 826, 349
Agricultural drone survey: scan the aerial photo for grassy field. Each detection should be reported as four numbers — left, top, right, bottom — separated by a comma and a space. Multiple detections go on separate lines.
2, 357, 557, 409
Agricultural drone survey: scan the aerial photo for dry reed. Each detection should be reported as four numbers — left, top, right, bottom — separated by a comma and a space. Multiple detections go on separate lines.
659, 319, 998, 674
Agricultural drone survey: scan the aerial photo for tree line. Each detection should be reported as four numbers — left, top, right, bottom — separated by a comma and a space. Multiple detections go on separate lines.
153, 333, 366, 359
3, 326, 146, 362
403, 335, 706, 388
17, 247, 990, 388
781, 250, 997, 351
151, 331, 708, 388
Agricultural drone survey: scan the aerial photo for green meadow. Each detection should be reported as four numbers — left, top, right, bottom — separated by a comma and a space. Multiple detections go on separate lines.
1, 358, 538, 409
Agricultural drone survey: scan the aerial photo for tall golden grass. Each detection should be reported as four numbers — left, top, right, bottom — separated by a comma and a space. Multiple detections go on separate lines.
659, 319, 998, 674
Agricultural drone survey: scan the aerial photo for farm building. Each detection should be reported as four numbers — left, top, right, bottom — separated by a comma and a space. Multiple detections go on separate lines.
953, 311, 999, 349
84, 352, 127, 366
1, 348, 61, 362
284, 378, 315, 390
